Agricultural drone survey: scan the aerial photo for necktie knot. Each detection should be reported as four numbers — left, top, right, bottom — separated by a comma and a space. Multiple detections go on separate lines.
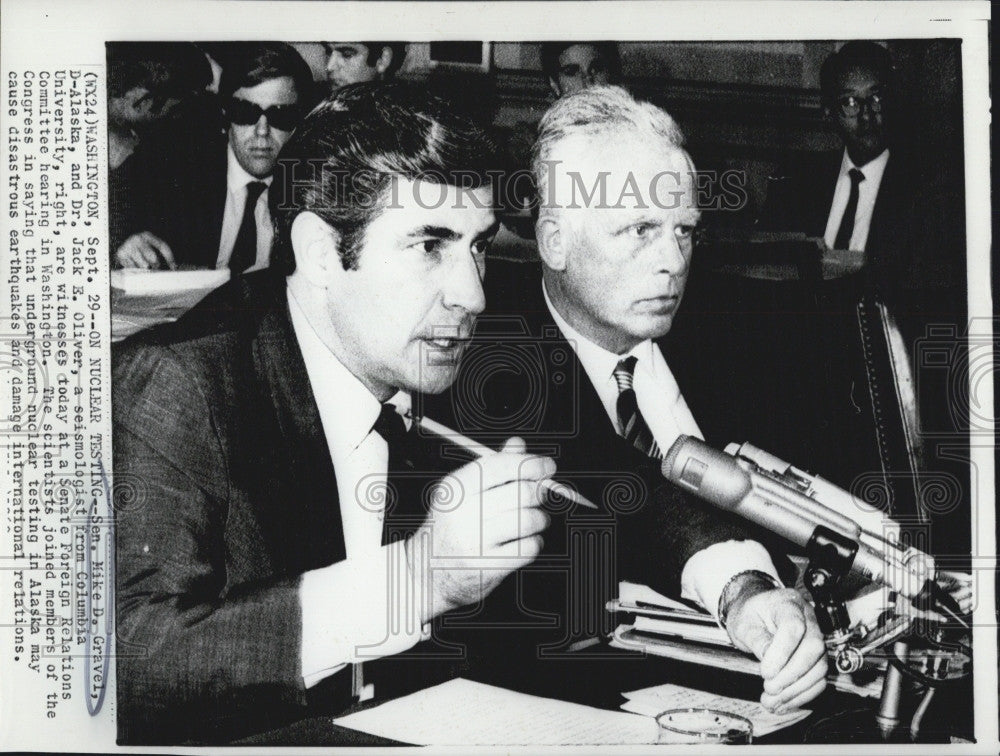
245, 180, 268, 204
372, 403, 407, 446
848, 168, 865, 186
613, 355, 638, 393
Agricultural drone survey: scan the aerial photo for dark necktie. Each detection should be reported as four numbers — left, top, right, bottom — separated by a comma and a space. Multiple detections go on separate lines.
833, 168, 865, 251
614, 356, 660, 459
371, 404, 427, 545
228, 180, 267, 275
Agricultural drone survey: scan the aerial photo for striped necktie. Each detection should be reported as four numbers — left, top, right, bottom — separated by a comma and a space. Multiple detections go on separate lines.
613, 356, 660, 458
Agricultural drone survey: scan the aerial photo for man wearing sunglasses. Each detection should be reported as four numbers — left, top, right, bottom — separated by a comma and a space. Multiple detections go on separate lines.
115, 43, 312, 272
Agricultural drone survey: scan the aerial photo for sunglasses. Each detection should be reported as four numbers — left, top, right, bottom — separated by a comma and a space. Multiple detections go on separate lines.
226, 97, 303, 131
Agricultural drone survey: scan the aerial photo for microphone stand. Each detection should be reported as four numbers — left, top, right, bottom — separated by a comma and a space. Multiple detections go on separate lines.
875, 640, 908, 741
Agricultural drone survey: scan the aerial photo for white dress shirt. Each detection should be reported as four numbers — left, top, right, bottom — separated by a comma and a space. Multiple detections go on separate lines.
215, 144, 274, 271
543, 282, 780, 618
823, 148, 890, 252
290, 290, 430, 689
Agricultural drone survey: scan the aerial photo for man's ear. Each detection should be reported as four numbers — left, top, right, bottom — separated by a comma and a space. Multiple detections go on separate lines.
375, 46, 394, 77
536, 214, 567, 271
290, 212, 342, 286
547, 77, 562, 99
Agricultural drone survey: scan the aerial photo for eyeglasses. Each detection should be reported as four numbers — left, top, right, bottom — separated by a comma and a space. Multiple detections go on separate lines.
835, 92, 884, 118
226, 98, 303, 131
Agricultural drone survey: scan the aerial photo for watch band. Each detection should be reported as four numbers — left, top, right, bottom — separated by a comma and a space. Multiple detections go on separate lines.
717, 570, 784, 629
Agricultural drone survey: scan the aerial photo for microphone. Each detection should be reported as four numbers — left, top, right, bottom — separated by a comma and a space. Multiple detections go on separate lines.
661, 435, 937, 604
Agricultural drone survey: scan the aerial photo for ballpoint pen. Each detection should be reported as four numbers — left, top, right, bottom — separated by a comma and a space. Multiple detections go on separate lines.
415, 415, 598, 510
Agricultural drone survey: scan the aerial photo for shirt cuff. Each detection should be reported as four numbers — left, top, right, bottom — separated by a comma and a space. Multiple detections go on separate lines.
680, 540, 781, 621
300, 540, 431, 688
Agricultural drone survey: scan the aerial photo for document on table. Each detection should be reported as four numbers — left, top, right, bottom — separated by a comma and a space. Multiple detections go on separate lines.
621, 682, 811, 737
333, 678, 659, 745
110, 268, 230, 295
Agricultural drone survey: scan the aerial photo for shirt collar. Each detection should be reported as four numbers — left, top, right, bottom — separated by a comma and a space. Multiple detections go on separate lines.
226, 143, 274, 193
542, 279, 655, 387
841, 146, 890, 182
287, 286, 410, 454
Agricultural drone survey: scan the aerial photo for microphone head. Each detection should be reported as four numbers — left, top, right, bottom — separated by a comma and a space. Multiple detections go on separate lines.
661, 434, 692, 479
662, 435, 752, 509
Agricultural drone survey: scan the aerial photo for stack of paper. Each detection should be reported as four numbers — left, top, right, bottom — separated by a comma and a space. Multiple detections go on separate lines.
612, 582, 884, 698
111, 268, 230, 295
111, 268, 230, 340
334, 678, 659, 745
610, 580, 750, 663
621, 682, 811, 738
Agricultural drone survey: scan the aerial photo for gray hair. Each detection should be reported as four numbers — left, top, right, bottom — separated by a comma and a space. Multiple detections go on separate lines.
531, 85, 687, 209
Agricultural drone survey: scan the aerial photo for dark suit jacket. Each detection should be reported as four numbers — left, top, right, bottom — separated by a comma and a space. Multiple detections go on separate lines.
421, 259, 796, 688
759, 146, 966, 307
126, 134, 230, 268
756, 143, 969, 524
114, 272, 400, 743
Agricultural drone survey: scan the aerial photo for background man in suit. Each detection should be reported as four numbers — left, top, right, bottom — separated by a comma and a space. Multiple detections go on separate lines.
540, 41, 621, 98
761, 40, 964, 300
114, 83, 554, 743
106, 43, 213, 252
114, 43, 312, 271
322, 42, 407, 93
436, 85, 828, 714
756, 41, 968, 533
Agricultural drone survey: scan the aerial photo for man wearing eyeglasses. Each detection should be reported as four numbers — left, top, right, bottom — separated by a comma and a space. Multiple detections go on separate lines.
760, 41, 900, 262
114, 43, 311, 272
816, 41, 893, 257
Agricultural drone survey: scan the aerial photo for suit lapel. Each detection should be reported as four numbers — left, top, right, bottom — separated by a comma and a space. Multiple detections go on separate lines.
864, 151, 902, 266
202, 145, 229, 267
811, 150, 844, 236
517, 277, 632, 467
250, 290, 347, 569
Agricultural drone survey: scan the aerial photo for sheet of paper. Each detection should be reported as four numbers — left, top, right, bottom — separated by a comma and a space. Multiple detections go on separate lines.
621, 682, 810, 737
111, 268, 230, 295
618, 580, 693, 611
633, 615, 734, 647
333, 678, 659, 745
610, 626, 761, 676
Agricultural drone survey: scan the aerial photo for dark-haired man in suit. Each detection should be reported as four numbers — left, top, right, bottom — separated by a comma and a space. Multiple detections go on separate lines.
758, 41, 967, 522
322, 42, 407, 93
761, 40, 964, 301
106, 42, 212, 252
115, 43, 312, 272
113, 82, 554, 743
435, 84, 828, 714
540, 41, 621, 98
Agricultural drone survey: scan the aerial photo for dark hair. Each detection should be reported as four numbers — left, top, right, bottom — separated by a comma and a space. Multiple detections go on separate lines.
218, 42, 313, 102
106, 42, 211, 99
820, 41, 895, 105
270, 82, 501, 274
362, 42, 408, 78
540, 42, 621, 82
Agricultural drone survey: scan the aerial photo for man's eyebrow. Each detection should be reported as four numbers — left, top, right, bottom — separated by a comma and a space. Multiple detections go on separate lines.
476, 220, 501, 240
406, 225, 462, 241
